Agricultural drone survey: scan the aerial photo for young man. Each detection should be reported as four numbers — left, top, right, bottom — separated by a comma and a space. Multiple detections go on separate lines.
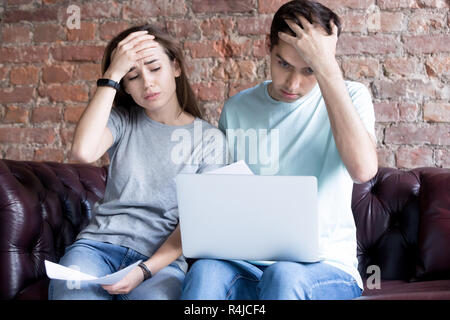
181, 0, 378, 300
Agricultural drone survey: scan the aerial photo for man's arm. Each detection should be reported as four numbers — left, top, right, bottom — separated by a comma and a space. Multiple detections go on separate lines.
314, 68, 378, 183
280, 16, 378, 183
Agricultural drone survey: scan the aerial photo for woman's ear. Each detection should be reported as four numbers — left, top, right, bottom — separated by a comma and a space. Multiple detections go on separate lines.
173, 59, 182, 78
122, 80, 130, 94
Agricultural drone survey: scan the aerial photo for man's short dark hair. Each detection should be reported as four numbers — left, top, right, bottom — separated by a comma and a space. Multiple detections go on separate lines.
269, 0, 342, 50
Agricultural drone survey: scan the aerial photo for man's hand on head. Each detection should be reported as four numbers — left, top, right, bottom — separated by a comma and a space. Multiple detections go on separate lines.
278, 15, 340, 77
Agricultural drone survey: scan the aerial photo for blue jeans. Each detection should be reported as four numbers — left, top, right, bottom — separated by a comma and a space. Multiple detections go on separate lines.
48, 239, 185, 300
181, 259, 362, 300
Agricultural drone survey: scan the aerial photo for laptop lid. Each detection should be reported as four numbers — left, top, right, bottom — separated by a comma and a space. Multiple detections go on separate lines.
176, 174, 319, 263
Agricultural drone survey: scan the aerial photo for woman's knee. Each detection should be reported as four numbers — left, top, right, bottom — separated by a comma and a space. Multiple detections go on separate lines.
126, 264, 185, 300
48, 241, 113, 300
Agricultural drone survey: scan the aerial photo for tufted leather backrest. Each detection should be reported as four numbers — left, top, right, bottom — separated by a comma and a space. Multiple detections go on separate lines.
352, 167, 450, 282
0, 160, 107, 300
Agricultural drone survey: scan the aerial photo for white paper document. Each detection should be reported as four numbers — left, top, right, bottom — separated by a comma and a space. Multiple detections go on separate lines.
44, 260, 142, 285
205, 160, 254, 175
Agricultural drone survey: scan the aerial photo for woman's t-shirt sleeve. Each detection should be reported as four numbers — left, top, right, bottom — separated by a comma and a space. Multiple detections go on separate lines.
106, 106, 129, 155
197, 126, 231, 174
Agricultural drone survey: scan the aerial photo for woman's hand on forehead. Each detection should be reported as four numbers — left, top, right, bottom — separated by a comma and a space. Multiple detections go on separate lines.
106, 31, 160, 81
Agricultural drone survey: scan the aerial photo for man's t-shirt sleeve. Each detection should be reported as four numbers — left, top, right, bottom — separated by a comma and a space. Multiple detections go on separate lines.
218, 104, 228, 134
348, 83, 377, 142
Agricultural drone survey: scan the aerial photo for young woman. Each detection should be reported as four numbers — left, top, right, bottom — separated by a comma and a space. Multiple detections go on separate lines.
49, 25, 228, 300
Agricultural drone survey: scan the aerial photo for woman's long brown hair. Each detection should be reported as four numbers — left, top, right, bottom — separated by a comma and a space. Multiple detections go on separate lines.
101, 24, 203, 119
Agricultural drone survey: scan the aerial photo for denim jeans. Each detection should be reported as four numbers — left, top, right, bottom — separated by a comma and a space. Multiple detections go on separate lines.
181, 259, 362, 300
48, 239, 185, 300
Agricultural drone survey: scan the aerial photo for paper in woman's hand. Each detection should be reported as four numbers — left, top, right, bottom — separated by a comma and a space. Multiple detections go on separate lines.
44, 260, 142, 285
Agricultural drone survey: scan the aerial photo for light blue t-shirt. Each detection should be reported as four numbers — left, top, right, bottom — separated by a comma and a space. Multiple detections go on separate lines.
218, 80, 376, 289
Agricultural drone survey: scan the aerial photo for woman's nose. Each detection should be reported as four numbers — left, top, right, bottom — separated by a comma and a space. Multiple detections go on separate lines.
141, 68, 154, 88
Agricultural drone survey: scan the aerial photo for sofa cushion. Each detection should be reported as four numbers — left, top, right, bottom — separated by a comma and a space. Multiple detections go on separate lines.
415, 171, 450, 280
15, 279, 49, 300
358, 279, 450, 300
0, 160, 107, 300
352, 168, 421, 281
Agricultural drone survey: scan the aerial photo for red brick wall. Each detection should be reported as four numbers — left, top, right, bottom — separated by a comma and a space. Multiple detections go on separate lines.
0, 0, 449, 168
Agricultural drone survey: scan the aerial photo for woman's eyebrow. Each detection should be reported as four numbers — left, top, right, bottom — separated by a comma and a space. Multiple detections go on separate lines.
128, 59, 159, 72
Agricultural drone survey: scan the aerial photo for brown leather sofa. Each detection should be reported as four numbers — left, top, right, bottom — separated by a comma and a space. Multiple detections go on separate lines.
0, 159, 449, 300
352, 166, 450, 299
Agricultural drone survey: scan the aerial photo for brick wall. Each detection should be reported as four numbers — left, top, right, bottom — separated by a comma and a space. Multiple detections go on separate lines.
0, 0, 449, 169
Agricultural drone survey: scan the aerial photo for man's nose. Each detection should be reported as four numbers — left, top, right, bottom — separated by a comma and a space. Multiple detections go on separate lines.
285, 72, 302, 91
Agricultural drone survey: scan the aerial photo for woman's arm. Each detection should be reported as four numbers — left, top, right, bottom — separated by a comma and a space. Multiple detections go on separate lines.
144, 224, 183, 274
102, 225, 183, 295
70, 31, 156, 163
70, 86, 116, 163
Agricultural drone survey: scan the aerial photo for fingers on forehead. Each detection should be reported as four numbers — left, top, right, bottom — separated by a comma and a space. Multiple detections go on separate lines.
119, 31, 153, 46
297, 14, 316, 29
285, 18, 303, 33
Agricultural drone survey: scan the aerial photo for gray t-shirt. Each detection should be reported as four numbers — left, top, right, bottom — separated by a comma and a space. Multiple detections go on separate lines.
77, 105, 229, 273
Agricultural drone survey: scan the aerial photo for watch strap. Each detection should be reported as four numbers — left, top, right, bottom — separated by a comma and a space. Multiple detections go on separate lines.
97, 78, 120, 91
138, 262, 152, 281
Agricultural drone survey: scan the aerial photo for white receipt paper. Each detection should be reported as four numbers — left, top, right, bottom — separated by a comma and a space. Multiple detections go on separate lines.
44, 260, 142, 285
205, 160, 254, 175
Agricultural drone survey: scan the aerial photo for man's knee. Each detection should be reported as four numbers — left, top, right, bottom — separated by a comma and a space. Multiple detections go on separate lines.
182, 259, 234, 299
259, 262, 312, 299
188, 259, 229, 275
264, 262, 310, 283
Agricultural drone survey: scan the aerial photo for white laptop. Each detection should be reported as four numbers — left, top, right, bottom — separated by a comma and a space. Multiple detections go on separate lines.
175, 162, 320, 263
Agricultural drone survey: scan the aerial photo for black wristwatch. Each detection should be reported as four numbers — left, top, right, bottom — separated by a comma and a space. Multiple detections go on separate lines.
138, 262, 153, 281
97, 78, 120, 91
